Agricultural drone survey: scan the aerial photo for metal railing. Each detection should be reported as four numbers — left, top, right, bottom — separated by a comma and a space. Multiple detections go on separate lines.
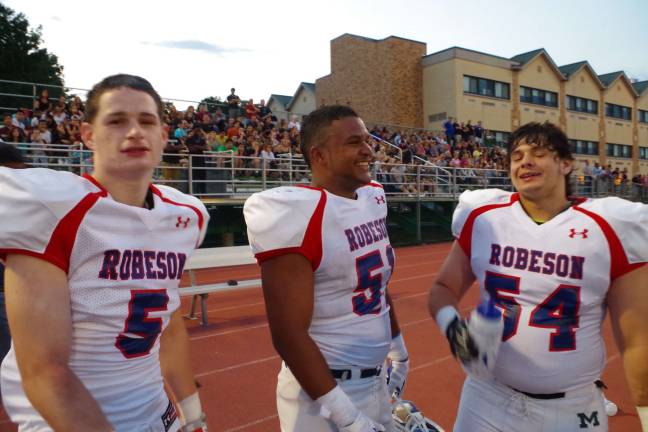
5, 141, 647, 203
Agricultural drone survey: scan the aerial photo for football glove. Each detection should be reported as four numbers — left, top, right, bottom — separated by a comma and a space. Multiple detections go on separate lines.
392, 399, 446, 432
386, 333, 410, 400
339, 411, 386, 432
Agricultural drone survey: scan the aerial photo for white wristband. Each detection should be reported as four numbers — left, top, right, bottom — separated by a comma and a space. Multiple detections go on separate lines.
178, 392, 202, 424
316, 385, 358, 427
389, 333, 409, 361
638, 406, 648, 431
435, 305, 460, 335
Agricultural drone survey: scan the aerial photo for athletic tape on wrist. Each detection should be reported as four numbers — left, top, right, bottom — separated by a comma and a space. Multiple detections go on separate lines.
389, 333, 409, 361
316, 385, 358, 427
178, 392, 203, 424
637, 406, 648, 431
435, 305, 460, 335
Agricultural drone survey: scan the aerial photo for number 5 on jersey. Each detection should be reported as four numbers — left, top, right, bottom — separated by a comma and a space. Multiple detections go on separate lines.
116, 289, 169, 358
485, 271, 580, 351
353, 246, 394, 315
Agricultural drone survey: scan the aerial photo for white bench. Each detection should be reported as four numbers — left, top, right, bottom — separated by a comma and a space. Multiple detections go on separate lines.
180, 246, 261, 325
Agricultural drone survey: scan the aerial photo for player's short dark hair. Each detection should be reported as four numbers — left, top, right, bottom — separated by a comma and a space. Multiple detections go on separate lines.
0, 143, 27, 168
85, 74, 164, 123
507, 121, 574, 196
300, 105, 358, 168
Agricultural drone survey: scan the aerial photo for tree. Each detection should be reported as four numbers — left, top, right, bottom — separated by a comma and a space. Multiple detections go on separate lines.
199, 96, 226, 113
0, 3, 65, 111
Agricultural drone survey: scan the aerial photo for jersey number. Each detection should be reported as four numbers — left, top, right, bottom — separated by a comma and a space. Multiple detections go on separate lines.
485, 271, 581, 351
116, 289, 169, 359
352, 246, 394, 316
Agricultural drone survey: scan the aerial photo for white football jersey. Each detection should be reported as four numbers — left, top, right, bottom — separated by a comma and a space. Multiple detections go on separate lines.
0, 168, 209, 431
453, 189, 647, 393
244, 183, 394, 367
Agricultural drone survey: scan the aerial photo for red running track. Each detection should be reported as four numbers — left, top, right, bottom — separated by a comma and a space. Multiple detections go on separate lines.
0, 243, 642, 431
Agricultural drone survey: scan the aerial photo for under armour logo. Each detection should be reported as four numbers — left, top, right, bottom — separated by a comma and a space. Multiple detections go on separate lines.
375, 196, 385, 205
176, 216, 190, 228
569, 228, 588, 238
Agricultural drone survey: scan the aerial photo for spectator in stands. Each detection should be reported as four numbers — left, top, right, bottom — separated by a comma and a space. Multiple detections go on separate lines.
474, 120, 484, 145
258, 99, 272, 120
245, 98, 259, 123
52, 105, 67, 125
174, 119, 189, 143
227, 88, 241, 119
7, 127, 25, 146
443, 117, 456, 146
34, 89, 51, 113
11, 111, 29, 131
287, 114, 301, 132
186, 127, 210, 195
0, 115, 14, 141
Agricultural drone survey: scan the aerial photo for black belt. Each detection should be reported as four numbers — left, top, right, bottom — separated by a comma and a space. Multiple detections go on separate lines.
512, 387, 565, 400
330, 366, 381, 381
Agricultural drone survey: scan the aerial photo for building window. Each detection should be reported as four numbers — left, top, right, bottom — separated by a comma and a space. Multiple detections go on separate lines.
640, 147, 648, 160
520, 86, 558, 108
568, 139, 599, 155
605, 103, 632, 121
464, 75, 510, 99
566, 95, 598, 114
484, 130, 510, 147
606, 143, 632, 158
639, 109, 648, 123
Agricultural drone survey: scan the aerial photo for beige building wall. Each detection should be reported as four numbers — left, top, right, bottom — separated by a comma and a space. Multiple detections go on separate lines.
636, 92, 648, 173
422, 60, 458, 131
455, 59, 512, 132
604, 79, 634, 145
565, 68, 601, 142
518, 55, 562, 126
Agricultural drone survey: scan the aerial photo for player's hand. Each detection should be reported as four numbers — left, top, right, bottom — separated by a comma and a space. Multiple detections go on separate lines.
446, 313, 502, 380
338, 411, 386, 432
386, 333, 409, 399
446, 316, 491, 379
179, 413, 207, 432
179, 412, 207, 431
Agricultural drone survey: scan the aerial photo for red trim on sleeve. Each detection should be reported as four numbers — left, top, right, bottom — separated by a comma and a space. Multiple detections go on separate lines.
367, 181, 384, 189
255, 190, 327, 271
150, 185, 204, 232
457, 193, 519, 258
43, 191, 104, 273
0, 248, 68, 273
573, 205, 646, 280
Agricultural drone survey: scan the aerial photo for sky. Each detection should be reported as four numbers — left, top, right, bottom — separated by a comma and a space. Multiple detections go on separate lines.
7, 0, 648, 109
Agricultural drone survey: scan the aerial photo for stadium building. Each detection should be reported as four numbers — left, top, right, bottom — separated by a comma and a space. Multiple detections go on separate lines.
315, 33, 648, 176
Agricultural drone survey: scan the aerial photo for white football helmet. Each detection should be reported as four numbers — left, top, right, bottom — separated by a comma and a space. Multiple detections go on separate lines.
392, 400, 445, 432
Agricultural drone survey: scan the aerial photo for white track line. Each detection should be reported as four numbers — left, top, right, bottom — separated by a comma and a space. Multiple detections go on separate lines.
196, 355, 279, 377
223, 414, 278, 432
188, 272, 439, 341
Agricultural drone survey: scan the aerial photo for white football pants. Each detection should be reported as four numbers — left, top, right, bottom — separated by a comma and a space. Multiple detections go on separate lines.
454, 376, 607, 432
276, 362, 395, 432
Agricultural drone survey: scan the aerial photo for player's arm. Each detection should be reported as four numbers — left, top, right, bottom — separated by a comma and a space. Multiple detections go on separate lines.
607, 265, 648, 429
427, 240, 475, 322
261, 253, 334, 398
159, 308, 205, 430
4, 254, 112, 431
386, 291, 409, 399
262, 253, 379, 430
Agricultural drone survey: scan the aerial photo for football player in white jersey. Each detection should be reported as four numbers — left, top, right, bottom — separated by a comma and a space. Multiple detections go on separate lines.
428, 121, 648, 432
244, 105, 409, 432
0, 75, 209, 431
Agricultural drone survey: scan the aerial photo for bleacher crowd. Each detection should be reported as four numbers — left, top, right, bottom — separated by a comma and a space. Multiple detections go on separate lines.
1, 88, 646, 199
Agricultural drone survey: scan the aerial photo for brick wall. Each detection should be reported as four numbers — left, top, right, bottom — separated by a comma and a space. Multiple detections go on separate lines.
315, 34, 426, 128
